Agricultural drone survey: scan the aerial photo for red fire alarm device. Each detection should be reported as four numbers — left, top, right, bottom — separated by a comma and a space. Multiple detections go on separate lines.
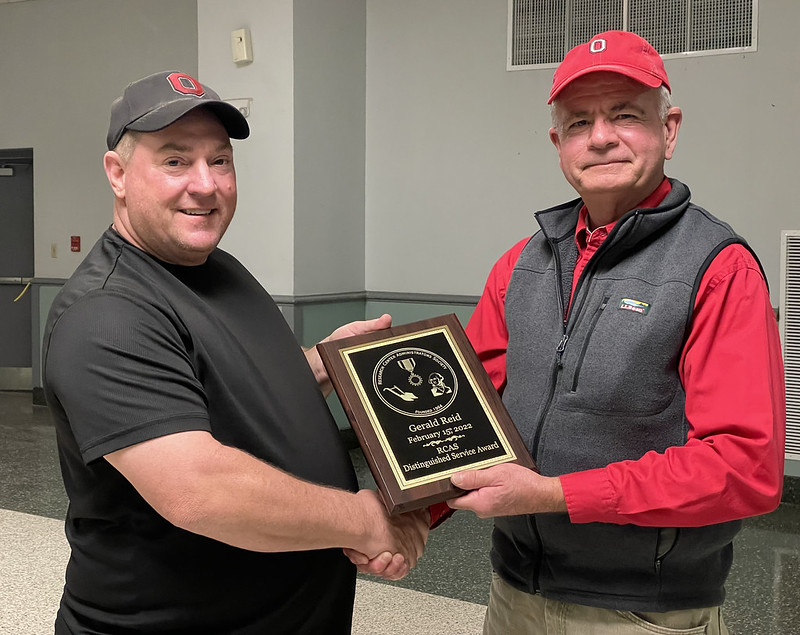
71, 236, 81, 252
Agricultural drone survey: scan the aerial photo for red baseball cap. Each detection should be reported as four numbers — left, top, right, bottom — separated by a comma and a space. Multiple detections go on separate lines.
548, 30, 670, 104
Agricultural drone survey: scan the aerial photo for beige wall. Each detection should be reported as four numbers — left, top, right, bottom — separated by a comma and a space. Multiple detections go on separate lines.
0, 0, 198, 280
365, 0, 799, 301
197, 0, 367, 297
6, 0, 794, 302
197, 0, 297, 294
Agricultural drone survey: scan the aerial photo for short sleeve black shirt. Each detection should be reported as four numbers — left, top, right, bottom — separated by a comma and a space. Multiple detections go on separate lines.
43, 229, 358, 634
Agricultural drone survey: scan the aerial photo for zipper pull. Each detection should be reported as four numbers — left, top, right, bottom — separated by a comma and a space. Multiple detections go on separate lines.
556, 334, 569, 362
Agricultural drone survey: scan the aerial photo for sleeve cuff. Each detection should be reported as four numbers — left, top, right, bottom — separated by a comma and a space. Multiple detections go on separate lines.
560, 468, 618, 524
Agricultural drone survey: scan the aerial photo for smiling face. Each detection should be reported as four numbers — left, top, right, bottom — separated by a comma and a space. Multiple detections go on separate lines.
549, 72, 681, 223
104, 108, 237, 266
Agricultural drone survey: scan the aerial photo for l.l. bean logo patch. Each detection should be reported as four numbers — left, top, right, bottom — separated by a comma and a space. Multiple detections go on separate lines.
619, 298, 650, 315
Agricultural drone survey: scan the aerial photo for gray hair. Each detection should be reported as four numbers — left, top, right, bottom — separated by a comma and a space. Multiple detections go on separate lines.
550, 85, 672, 134
113, 130, 142, 162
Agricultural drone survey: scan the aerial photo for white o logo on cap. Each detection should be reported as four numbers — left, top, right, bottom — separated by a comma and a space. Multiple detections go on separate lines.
589, 38, 607, 53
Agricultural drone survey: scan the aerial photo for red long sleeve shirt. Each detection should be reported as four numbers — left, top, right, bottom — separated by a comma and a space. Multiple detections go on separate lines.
464, 185, 785, 527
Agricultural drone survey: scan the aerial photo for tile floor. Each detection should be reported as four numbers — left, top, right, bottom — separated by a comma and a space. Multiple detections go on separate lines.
2, 390, 799, 634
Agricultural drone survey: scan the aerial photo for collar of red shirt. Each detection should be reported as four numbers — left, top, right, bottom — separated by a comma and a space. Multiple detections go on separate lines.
575, 178, 673, 249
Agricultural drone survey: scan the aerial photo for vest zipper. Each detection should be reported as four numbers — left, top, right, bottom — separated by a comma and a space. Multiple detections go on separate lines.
528, 219, 617, 592
526, 232, 571, 594
531, 330, 567, 452
530, 236, 570, 460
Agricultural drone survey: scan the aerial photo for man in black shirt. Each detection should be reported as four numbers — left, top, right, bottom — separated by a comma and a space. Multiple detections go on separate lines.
43, 70, 428, 634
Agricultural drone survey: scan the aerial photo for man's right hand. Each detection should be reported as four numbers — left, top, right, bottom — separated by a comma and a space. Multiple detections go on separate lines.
345, 490, 430, 580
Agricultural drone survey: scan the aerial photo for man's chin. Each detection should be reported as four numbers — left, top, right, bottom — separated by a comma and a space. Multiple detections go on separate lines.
171, 240, 221, 265
577, 181, 632, 196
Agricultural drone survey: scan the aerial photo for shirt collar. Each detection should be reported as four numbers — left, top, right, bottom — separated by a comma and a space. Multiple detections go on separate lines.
575, 177, 672, 248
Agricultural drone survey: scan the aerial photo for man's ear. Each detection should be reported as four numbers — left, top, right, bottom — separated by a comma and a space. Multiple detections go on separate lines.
663, 107, 683, 161
549, 127, 562, 154
103, 151, 126, 198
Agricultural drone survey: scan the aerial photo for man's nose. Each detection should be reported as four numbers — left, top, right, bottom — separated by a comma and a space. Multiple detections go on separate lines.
588, 119, 619, 148
187, 162, 217, 195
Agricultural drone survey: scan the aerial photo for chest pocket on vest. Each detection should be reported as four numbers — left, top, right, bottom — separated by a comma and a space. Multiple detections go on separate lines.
559, 290, 683, 416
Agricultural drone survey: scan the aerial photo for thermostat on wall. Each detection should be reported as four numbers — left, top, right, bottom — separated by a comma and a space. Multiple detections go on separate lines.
231, 28, 253, 64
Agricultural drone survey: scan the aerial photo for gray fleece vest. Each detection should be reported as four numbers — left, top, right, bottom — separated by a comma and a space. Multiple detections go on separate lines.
493, 179, 755, 611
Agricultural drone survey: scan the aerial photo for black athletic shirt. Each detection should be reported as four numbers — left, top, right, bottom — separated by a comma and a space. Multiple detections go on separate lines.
43, 228, 358, 634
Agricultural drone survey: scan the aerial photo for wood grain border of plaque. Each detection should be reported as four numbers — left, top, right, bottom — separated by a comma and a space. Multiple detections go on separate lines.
317, 313, 536, 515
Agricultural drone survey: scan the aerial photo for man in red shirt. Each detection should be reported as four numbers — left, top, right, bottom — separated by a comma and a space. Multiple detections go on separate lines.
447, 31, 785, 633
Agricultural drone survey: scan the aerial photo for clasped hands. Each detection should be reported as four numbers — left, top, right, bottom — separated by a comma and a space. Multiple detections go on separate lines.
344, 490, 430, 581
345, 464, 565, 580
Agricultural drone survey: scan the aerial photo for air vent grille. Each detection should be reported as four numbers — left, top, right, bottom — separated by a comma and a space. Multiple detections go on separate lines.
781, 231, 800, 460
508, 0, 757, 69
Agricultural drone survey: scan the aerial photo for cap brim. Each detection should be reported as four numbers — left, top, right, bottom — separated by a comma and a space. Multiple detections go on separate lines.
548, 65, 666, 103
126, 99, 250, 140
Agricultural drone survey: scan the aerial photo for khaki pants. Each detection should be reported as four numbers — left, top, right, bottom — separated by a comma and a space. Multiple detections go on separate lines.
483, 573, 729, 634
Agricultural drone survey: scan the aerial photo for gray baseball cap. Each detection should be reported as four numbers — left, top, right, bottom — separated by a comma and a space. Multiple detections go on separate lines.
106, 70, 250, 150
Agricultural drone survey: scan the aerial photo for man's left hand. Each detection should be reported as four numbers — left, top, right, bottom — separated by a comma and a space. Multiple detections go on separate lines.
447, 463, 567, 518
305, 314, 392, 394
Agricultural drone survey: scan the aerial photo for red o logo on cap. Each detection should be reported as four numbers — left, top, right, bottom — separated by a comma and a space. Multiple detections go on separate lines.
166, 72, 205, 97
589, 38, 607, 53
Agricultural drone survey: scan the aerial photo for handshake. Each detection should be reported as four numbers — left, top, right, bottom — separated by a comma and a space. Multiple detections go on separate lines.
339, 462, 563, 580
342, 490, 432, 581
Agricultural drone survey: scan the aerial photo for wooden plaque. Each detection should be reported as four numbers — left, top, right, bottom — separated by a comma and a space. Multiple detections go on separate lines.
317, 314, 536, 515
